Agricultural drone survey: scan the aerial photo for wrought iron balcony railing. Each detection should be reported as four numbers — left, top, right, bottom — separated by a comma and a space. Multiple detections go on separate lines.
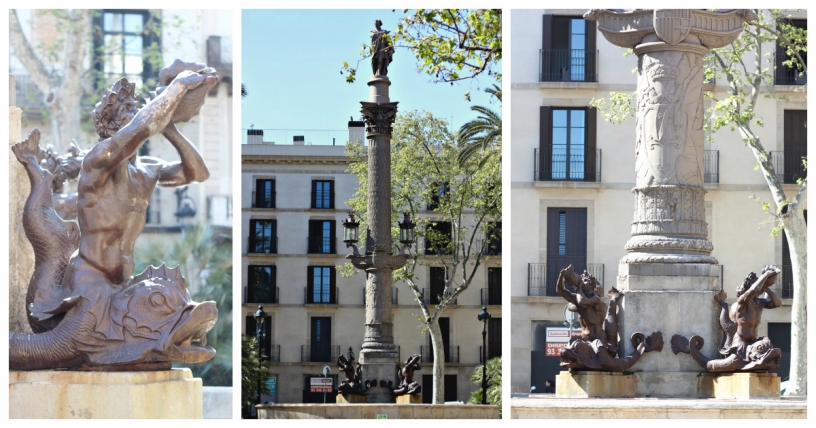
540, 49, 599, 82
245, 285, 279, 304
304, 287, 338, 305
528, 263, 604, 296
307, 236, 336, 254
248, 236, 277, 254
422, 288, 457, 305
481, 288, 501, 306
421, 345, 459, 363
534, 148, 602, 182
301, 345, 340, 362
770, 151, 807, 184
704, 150, 719, 183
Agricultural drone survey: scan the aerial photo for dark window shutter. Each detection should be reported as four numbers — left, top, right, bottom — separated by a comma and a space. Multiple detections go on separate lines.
776, 29, 787, 84
307, 267, 314, 303
329, 220, 336, 253
585, 20, 597, 81
271, 220, 277, 253
247, 266, 256, 302
249, 220, 257, 252
246, 315, 257, 336
329, 181, 335, 209
255, 180, 262, 208
311, 181, 317, 208
541, 14, 554, 81
488, 318, 502, 359
444, 375, 457, 402
270, 179, 276, 208
540, 106, 552, 180
330, 267, 337, 303
308, 220, 317, 253
270, 266, 277, 303
585, 107, 598, 181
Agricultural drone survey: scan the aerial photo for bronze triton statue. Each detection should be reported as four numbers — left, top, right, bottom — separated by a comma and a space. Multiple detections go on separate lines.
555, 265, 663, 370
370, 20, 394, 76
672, 266, 783, 372
337, 348, 377, 394
391, 354, 422, 396
9, 59, 219, 370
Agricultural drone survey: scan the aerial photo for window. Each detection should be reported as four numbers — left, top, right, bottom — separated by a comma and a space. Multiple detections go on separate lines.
92, 10, 161, 94
488, 317, 502, 360
427, 183, 449, 211
249, 219, 276, 254
255, 179, 275, 208
782, 210, 806, 299
429, 267, 446, 305
423, 317, 453, 363
308, 220, 336, 254
422, 374, 458, 403
311, 180, 334, 209
484, 222, 502, 255
310, 317, 333, 361
247, 265, 276, 304
425, 221, 452, 255
775, 19, 807, 85
487, 267, 502, 306
537, 106, 599, 182
307, 266, 336, 304
546, 208, 587, 296
777, 110, 807, 184
246, 314, 272, 361
540, 15, 597, 82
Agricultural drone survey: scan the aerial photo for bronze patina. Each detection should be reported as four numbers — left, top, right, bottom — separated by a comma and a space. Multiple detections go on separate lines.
392, 354, 422, 396
672, 266, 783, 372
370, 19, 394, 76
555, 265, 663, 371
9, 59, 219, 370
337, 348, 377, 395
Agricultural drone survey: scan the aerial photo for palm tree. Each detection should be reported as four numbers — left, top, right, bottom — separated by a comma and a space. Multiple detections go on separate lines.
241, 83, 248, 98
468, 356, 502, 406
241, 335, 271, 418
457, 84, 502, 166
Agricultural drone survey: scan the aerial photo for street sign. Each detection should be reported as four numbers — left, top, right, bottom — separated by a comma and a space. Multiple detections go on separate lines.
322, 365, 331, 377
310, 377, 333, 393
545, 327, 582, 356
266, 377, 277, 393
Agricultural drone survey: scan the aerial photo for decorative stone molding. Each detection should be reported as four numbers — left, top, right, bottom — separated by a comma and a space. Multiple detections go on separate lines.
360, 102, 398, 137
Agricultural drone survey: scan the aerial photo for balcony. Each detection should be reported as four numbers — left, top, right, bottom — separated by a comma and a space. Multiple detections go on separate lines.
534, 148, 602, 182
245, 285, 279, 305
479, 345, 501, 363
775, 58, 807, 86
247, 236, 277, 255
307, 236, 336, 254
304, 287, 338, 305
362, 287, 398, 305
421, 345, 459, 363
250, 191, 276, 209
422, 288, 457, 306
528, 263, 604, 297
267, 344, 280, 363
540, 49, 599, 82
704, 150, 719, 183
481, 288, 501, 306
301, 345, 340, 363
770, 151, 807, 184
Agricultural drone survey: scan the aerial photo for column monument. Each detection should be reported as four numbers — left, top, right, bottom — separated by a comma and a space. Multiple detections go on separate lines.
584, 9, 757, 396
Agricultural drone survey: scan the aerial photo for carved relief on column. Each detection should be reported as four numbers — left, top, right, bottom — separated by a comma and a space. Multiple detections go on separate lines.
361, 102, 399, 138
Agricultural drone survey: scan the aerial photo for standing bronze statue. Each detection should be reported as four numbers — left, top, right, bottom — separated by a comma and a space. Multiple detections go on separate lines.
9, 59, 219, 370
370, 20, 394, 76
337, 348, 376, 394
555, 265, 663, 370
672, 266, 783, 372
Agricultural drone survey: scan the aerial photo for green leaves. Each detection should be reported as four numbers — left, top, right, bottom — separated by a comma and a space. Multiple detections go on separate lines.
467, 357, 502, 406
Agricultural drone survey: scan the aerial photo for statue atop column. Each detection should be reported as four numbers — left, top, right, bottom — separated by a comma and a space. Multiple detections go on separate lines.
555, 265, 663, 371
370, 20, 394, 76
9, 59, 220, 370
672, 266, 783, 372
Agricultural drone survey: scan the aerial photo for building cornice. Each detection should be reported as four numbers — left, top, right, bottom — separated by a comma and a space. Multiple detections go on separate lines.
242, 154, 352, 166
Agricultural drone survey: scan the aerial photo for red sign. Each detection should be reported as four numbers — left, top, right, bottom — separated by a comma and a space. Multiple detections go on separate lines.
310, 377, 333, 393
546, 342, 568, 357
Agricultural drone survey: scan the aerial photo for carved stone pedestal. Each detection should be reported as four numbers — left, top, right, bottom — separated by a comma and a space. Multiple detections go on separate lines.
698, 373, 781, 399
336, 394, 368, 404
556, 371, 636, 398
9, 369, 203, 418
396, 394, 422, 404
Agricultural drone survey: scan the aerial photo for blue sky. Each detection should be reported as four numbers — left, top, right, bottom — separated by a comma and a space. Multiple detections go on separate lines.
241, 9, 500, 141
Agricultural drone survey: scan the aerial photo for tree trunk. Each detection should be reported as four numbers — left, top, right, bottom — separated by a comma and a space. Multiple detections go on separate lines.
428, 320, 446, 404
782, 207, 807, 396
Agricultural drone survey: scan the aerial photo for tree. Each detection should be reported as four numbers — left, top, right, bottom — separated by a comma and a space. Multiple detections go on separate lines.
241, 335, 271, 418
457, 83, 502, 166
590, 9, 807, 395
467, 356, 501, 407
342, 9, 502, 97
134, 222, 233, 386
340, 110, 501, 404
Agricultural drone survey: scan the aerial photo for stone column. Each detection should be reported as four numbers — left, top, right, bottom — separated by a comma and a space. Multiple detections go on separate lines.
585, 9, 755, 396
356, 75, 402, 403
9, 74, 35, 334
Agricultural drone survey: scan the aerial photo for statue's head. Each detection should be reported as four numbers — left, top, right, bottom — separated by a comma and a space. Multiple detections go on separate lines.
92, 78, 140, 141
375, 19, 383, 31
579, 270, 599, 296
736, 271, 759, 298
82, 264, 218, 366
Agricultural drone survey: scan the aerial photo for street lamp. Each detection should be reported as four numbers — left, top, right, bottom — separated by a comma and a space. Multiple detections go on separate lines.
253, 305, 267, 417
477, 306, 491, 405
397, 212, 415, 254
342, 212, 361, 256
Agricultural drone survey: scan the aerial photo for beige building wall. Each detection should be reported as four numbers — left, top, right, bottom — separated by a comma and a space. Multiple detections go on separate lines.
510, 9, 805, 393
241, 142, 502, 403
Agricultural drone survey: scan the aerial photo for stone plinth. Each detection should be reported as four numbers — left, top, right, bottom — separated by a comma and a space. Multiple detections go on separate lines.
556, 371, 636, 398
258, 404, 500, 419
699, 373, 781, 399
336, 393, 368, 404
511, 395, 805, 419
395, 394, 421, 404
617, 263, 721, 397
10, 369, 203, 419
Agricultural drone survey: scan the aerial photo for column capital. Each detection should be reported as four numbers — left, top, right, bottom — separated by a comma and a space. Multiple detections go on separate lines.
361, 102, 399, 137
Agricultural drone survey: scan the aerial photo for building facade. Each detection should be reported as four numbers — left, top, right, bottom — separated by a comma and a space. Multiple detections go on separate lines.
510, 9, 806, 393
241, 127, 502, 404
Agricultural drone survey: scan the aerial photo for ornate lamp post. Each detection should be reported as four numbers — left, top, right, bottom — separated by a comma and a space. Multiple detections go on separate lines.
342, 212, 361, 256
397, 212, 415, 254
478, 306, 491, 405
253, 305, 266, 416
344, 20, 404, 403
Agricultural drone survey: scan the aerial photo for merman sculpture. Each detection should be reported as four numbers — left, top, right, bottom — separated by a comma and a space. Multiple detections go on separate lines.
9, 59, 219, 370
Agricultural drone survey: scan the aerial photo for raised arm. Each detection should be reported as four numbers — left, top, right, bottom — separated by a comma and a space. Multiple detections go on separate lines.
83, 71, 207, 186
760, 267, 782, 309
555, 272, 579, 306
737, 268, 780, 305
147, 123, 210, 187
